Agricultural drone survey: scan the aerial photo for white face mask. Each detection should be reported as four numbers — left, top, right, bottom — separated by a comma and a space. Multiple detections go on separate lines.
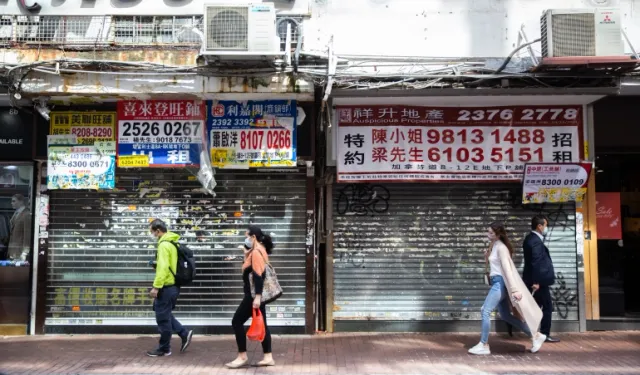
244, 237, 254, 249
487, 232, 497, 241
542, 226, 549, 236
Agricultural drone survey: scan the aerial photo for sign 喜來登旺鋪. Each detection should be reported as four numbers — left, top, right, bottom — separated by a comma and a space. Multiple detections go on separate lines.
117, 100, 206, 168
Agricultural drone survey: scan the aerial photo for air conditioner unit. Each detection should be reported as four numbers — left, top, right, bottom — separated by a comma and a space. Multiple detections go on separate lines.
203, 3, 280, 57
541, 8, 623, 58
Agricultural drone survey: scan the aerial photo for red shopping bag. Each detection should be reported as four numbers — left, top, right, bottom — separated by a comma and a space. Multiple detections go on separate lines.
247, 308, 266, 342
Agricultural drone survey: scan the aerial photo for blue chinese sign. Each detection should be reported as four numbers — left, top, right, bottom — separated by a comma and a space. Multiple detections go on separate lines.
117, 100, 206, 168
206, 100, 297, 169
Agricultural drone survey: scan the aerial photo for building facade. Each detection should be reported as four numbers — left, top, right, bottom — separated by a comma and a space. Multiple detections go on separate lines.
0, 0, 639, 334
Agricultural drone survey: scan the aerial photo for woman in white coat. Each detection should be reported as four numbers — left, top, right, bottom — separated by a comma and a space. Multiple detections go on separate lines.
468, 222, 547, 355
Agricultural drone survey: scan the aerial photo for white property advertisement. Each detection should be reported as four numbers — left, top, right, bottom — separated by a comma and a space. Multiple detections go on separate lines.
336, 105, 583, 183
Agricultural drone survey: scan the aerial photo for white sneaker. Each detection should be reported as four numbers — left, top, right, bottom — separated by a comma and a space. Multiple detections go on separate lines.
468, 342, 491, 355
531, 333, 547, 353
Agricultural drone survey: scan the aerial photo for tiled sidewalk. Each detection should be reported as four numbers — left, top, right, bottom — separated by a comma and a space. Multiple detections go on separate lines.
1, 332, 639, 375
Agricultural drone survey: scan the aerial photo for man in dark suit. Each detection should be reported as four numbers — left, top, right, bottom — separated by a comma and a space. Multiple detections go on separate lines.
522, 215, 559, 343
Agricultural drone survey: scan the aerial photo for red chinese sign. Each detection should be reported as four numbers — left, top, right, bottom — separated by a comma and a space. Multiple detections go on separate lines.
336, 105, 583, 182
596, 192, 622, 240
117, 100, 206, 167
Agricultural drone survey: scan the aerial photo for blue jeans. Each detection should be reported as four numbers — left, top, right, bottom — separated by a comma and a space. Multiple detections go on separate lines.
153, 286, 187, 352
481, 275, 532, 344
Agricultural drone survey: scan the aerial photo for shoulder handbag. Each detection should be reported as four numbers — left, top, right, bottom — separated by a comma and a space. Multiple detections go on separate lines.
249, 250, 283, 304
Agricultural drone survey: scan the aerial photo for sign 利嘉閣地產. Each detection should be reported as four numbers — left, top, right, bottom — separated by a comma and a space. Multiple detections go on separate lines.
207, 100, 297, 169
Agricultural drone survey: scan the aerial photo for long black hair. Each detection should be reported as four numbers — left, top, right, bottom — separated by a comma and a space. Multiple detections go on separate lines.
248, 225, 274, 254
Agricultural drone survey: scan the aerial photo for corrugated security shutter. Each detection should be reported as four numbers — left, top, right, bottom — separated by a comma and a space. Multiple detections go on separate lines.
46, 169, 307, 329
333, 183, 578, 324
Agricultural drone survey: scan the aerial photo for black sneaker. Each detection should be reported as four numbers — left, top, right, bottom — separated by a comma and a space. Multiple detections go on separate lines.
147, 349, 171, 357
181, 330, 193, 353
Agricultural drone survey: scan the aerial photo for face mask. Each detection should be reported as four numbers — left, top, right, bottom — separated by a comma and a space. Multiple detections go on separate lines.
149, 231, 158, 240
488, 233, 497, 241
542, 227, 549, 236
244, 237, 254, 249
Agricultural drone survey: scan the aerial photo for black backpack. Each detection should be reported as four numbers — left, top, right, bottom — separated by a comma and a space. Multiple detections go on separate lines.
161, 241, 196, 287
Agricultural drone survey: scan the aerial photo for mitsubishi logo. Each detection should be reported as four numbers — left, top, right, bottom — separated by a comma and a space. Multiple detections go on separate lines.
600, 13, 615, 24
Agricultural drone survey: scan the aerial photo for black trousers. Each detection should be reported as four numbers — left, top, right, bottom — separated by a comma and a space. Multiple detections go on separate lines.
531, 285, 553, 336
232, 295, 272, 353
153, 286, 187, 353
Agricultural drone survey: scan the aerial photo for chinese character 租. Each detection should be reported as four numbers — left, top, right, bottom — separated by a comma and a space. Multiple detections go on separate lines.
167, 150, 191, 164
553, 151, 573, 163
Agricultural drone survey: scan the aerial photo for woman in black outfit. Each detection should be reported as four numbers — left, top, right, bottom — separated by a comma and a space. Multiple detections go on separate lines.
225, 225, 274, 369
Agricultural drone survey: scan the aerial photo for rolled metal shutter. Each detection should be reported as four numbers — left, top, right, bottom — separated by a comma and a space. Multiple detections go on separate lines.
333, 183, 578, 326
45, 169, 307, 330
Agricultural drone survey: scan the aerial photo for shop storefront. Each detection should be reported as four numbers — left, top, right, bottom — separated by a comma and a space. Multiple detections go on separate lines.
327, 98, 588, 332
591, 96, 640, 327
0, 107, 37, 335
41, 99, 315, 334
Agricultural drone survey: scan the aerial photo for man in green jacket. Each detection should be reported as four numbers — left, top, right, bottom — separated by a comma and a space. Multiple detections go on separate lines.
147, 219, 193, 357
